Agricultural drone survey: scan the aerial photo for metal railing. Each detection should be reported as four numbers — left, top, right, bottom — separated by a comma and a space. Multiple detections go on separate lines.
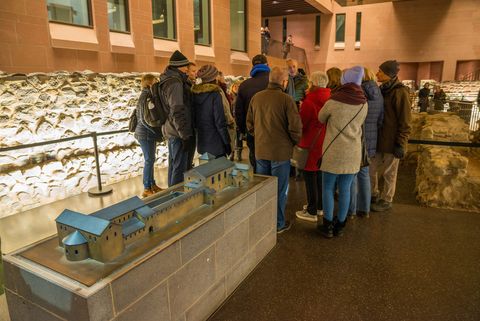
0, 129, 129, 196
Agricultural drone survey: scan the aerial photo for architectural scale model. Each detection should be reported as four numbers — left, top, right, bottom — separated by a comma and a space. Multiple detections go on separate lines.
55, 155, 253, 263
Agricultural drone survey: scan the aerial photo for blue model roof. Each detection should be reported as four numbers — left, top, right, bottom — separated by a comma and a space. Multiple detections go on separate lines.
235, 163, 250, 171
199, 152, 216, 161
122, 217, 145, 237
185, 181, 203, 189
148, 191, 184, 208
135, 205, 155, 219
92, 196, 145, 221
56, 210, 110, 236
62, 230, 88, 246
187, 157, 235, 178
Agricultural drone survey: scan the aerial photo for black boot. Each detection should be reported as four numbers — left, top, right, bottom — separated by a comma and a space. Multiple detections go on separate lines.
333, 218, 346, 237
318, 218, 334, 239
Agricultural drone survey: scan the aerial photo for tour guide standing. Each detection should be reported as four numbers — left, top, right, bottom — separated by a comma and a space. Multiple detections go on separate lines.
161, 50, 194, 186
371, 60, 412, 212
234, 54, 271, 172
247, 67, 302, 233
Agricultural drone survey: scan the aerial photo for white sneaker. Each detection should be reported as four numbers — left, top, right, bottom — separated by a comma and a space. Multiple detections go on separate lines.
296, 209, 318, 222
303, 205, 323, 216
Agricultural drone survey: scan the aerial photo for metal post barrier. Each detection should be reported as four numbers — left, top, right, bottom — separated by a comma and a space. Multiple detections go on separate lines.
87, 132, 113, 196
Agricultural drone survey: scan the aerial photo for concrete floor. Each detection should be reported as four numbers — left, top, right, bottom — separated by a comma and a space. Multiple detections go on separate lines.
1, 162, 480, 321
208, 164, 480, 321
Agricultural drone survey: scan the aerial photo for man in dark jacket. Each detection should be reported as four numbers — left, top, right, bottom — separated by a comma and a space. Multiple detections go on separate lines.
247, 67, 302, 233
160, 50, 194, 186
286, 58, 309, 106
418, 82, 430, 112
234, 54, 270, 172
371, 60, 412, 212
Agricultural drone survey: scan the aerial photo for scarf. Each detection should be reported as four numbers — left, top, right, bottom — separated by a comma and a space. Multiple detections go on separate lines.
330, 83, 367, 105
380, 76, 400, 95
250, 64, 271, 77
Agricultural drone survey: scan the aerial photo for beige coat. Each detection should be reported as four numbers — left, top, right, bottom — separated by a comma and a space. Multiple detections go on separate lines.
247, 83, 302, 161
318, 99, 368, 174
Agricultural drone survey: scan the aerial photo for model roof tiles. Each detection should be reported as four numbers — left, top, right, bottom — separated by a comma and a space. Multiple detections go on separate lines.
135, 205, 155, 219
122, 217, 145, 237
56, 209, 110, 236
188, 157, 235, 178
62, 230, 88, 246
92, 196, 145, 220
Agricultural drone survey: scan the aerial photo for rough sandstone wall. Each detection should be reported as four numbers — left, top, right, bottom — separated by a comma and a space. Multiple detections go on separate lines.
410, 113, 480, 211
0, 71, 167, 218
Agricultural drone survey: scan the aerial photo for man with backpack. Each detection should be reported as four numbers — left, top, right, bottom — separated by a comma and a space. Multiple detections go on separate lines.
160, 50, 195, 186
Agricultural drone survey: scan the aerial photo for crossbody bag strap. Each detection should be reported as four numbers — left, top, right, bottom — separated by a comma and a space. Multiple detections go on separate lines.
322, 103, 365, 157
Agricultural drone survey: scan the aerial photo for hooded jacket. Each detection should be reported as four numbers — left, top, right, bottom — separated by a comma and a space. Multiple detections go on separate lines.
361, 80, 384, 157
234, 66, 270, 134
192, 83, 231, 157
297, 87, 331, 171
160, 66, 193, 141
377, 77, 412, 153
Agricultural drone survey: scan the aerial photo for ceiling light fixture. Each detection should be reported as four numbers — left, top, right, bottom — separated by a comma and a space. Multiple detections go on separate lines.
285, 9, 294, 12
272, 1, 279, 4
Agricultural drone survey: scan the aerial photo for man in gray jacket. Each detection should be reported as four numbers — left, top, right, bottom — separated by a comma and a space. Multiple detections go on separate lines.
160, 50, 194, 186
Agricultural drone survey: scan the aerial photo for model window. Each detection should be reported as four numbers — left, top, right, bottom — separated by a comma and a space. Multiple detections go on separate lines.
335, 13, 346, 43
47, 0, 92, 27
108, 0, 129, 32
152, 0, 176, 40
230, 0, 246, 51
66, 249, 69, 254
211, 176, 215, 184
114, 232, 117, 237
224, 171, 226, 178
194, 0, 211, 45
106, 236, 109, 241
218, 174, 221, 181
75, 250, 78, 255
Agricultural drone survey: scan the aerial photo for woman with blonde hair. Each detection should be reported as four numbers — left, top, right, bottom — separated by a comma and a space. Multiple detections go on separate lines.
134, 74, 163, 197
349, 67, 384, 218
326, 67, 342, 93
295, 71, 331, 222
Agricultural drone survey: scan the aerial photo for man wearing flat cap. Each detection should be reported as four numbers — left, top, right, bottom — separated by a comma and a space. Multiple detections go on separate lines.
371, 60, 412, 212
160, 50, 195, 186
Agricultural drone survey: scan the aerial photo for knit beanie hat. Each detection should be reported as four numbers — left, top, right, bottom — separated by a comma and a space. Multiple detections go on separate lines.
252, 54, 268, 66
169, 50, 190, 67
379, 60, 400, 78
197, 64, 219, 83
341, 66, 364, 86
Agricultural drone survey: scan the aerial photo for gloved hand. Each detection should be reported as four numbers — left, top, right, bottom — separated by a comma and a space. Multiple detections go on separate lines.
225, 144, 232, 156
393, 144, 405, 159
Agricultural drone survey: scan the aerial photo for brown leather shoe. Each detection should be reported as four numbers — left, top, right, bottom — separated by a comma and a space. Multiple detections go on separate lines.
142, 188, 154, 198
151, 184, 162, 193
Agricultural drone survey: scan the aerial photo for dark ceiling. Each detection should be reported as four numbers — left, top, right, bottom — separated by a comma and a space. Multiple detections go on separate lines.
262, 0, 320, 17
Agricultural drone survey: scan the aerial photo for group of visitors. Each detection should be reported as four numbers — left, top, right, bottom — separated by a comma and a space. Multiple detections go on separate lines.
133, 49, 412, 237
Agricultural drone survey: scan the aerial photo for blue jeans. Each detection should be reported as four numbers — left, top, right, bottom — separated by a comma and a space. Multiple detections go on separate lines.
168, 137, 190, 187
322, 171, 355, 223
349, 166, 371, 214
256, 159, 290, 230
139, 139, 157, 189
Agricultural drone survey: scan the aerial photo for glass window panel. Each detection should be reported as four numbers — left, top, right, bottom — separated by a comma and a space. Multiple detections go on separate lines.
315, 15, 321, 46
230, 0, 246, 51
152, 0, 176, 40
335, 14, 345, 43
47, 0, 91, 26
194, 0, 211, 45
108, 0, 129, 32
355, 12, 362, 42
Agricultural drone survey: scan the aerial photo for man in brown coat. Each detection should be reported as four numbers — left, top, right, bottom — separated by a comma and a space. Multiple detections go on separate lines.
371, 60, 412, 212
247, 67, 302, 233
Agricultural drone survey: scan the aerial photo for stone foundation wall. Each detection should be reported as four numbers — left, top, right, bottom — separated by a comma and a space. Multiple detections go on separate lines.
410, 113, 480, 211
0, 71, 167, 218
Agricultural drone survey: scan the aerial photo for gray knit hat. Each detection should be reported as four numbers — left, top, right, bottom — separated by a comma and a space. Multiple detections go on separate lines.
197, 64, 219, 83
169, 50, 190, 67
379, 60, 400, 78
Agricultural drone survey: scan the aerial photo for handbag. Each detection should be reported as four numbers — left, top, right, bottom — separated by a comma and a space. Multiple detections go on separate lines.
360, 124, 370, 168
291, 127, 323, 170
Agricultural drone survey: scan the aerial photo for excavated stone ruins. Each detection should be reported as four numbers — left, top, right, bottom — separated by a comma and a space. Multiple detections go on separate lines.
0, 71, 167, 217
409, 113, 480, 211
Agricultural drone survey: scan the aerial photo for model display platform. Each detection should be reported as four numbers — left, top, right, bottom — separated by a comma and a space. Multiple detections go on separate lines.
16, 156, 255, 286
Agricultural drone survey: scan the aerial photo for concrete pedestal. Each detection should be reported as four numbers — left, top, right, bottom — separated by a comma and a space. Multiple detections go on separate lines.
3, 176, 278, 321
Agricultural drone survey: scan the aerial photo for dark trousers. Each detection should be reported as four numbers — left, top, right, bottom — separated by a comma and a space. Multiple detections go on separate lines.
186, 135, 196, 170
246, 133, 256, 173
304, 170, 323, 215
168, 137, 189, 187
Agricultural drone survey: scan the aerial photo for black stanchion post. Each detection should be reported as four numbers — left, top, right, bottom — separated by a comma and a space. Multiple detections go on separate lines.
88, 132, 113, 196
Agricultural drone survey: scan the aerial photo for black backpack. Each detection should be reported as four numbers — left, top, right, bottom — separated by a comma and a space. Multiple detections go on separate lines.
128, 109, 137, 132
144, 76, 182, 128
